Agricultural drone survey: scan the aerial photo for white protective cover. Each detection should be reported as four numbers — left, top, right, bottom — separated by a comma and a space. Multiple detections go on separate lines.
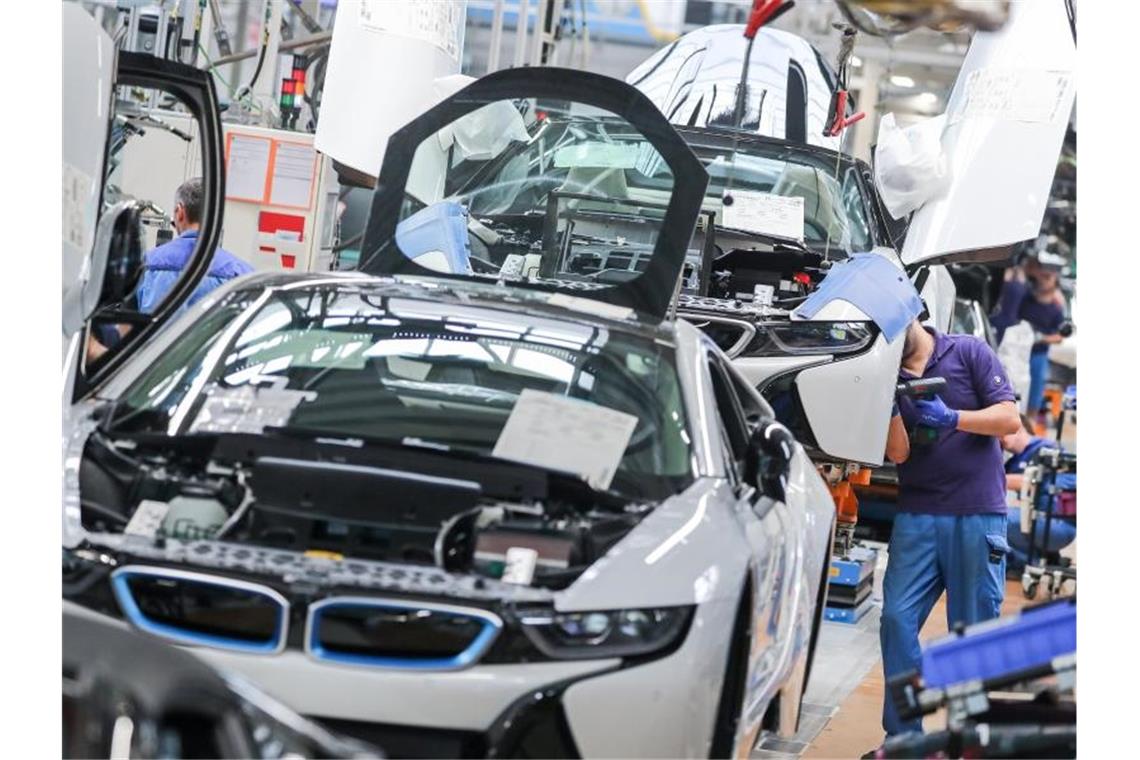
314, 1, 466, 178
902, 1, 1077, 266
997, 321, 1034, 413
873, 112, 950, 220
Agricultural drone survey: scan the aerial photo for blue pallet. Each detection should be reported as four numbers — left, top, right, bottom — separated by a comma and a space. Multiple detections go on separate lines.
921, 599, 1075, 688
824, 597, 874, 624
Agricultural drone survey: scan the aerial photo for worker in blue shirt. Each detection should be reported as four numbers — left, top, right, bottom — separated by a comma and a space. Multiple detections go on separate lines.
136, 177, 253, 313
878, 318, 1021, 739
1001, 416, 1076, 568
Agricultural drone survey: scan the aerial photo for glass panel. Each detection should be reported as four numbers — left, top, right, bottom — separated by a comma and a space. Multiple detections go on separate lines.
108, 287, 694, 500
385, 97, 676, 290
676, 136, 878, 257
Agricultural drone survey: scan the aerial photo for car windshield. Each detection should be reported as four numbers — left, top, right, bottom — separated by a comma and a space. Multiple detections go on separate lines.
683, 137, 877, 256
107, 286, 694, 500
413, 114, 875, 263
365, 97, 685, 295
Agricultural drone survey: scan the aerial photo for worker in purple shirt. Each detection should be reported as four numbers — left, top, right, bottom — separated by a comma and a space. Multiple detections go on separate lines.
878, 318, 1021, 738
136, 177, 254, 314
990, 254, 1067, 419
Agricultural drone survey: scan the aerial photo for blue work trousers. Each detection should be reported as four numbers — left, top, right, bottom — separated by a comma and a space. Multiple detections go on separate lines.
880, 512, 1009, 736
1027, 350, 1050, 413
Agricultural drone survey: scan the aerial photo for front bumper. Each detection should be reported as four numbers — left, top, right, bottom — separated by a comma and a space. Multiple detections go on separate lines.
66, 589, 738, 758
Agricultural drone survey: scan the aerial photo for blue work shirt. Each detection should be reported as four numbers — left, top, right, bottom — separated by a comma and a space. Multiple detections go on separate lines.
136, 229, 253, 314
896, 328, 1017, 516
1005, 436, 1077, 492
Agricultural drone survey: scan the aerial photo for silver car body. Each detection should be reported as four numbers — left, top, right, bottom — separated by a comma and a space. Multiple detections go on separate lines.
64, 270, 836, 757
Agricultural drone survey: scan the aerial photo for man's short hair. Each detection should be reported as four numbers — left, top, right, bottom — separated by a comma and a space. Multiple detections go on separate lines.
174, 177, 204, 224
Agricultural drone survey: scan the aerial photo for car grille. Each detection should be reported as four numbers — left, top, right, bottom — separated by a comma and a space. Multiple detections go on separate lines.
306, 597, 502, 670
110, 565, 288, 654
109, 567, 503, 669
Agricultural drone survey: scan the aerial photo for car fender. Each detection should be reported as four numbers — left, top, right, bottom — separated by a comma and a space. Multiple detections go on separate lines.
554, 478, 750, 612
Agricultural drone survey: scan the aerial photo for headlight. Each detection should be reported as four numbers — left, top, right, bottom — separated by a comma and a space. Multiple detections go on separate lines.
516, 606, 694, 659
744, 321, 874, 357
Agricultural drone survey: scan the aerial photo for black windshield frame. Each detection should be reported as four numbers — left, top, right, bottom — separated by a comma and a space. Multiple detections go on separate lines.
356, 67, 709, 322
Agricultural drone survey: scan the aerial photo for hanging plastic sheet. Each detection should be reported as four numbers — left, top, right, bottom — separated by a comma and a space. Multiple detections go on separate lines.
793, 253, 922, 343
395, 200, 472, 274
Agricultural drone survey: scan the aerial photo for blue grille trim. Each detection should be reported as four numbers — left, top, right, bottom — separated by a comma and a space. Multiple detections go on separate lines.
110, 565, 289, 655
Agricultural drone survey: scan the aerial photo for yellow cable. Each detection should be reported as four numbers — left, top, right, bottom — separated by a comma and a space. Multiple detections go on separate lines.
634, 0, 680, 44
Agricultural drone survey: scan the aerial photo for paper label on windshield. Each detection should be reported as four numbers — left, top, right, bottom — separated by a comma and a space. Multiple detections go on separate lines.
189, 386, 317, 434
721, 191, 804, 242
953, 68, 1074, 125
492, 390, 638, 490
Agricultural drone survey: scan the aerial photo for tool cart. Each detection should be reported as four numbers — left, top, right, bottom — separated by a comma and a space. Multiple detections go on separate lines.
881, 597, 1076, 759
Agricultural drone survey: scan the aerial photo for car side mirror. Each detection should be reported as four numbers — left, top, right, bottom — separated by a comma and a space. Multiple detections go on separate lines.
743, 421, 796, 501
1058, 320, 1074, 338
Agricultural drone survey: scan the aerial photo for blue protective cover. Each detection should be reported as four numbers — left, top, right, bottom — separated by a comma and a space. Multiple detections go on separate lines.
793, 253, 923, 343
395, 201, 472, 274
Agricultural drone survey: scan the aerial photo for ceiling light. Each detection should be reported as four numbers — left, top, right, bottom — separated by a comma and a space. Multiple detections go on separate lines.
917, 92, 939, 106
851, 55, 863, 67
890, 75, 915, 88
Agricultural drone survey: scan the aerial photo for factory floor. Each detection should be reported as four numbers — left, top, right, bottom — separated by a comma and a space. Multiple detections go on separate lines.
752, 544, 1076, 759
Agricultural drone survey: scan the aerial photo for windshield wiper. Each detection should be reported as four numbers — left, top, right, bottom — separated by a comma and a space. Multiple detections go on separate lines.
262, 424, 633, 508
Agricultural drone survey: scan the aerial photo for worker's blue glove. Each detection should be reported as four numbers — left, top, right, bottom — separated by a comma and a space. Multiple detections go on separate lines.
914, 395, 959, 430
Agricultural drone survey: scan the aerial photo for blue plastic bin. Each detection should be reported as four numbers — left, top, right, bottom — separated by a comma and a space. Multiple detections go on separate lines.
921, 598, 1075, 688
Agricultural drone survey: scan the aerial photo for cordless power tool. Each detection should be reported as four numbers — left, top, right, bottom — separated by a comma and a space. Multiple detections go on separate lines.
896, 376, 948, 445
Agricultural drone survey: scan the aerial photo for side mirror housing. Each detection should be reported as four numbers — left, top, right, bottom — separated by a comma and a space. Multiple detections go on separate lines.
744, 421, 796, 501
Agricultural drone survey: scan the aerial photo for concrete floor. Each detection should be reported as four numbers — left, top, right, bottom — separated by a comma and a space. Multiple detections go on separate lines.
752, 544, 1075, 759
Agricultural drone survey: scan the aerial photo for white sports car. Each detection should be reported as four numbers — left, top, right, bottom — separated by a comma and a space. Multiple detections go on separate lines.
63, 8, 836, 756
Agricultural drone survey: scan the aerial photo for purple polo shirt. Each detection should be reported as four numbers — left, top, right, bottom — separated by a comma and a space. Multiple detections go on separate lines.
896, 329, 1017, 515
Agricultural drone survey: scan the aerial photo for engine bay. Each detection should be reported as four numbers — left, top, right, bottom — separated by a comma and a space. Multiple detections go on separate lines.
77, 429, 651, 591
